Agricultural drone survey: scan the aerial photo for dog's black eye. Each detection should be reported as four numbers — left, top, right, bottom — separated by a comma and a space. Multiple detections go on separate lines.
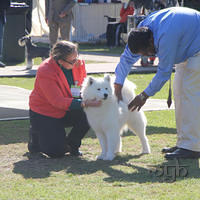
97, 88, 101, 91
105, 88, 108, 90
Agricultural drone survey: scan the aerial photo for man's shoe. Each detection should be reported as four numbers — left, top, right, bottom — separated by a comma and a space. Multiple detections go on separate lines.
165, 148, 200, 159
0, 61, 5, 68
162, 146, 178, 153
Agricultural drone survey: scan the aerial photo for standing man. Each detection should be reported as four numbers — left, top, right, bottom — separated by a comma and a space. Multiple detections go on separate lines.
0, 0, 10, 67
114, 7, 200, 159
45, 0, 76, 47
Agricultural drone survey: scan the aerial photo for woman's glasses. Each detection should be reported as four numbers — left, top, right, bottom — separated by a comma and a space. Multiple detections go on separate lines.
63, 55, 79, 65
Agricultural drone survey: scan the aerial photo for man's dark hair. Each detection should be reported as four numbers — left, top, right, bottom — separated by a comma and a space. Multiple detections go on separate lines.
128, 27, 153, 54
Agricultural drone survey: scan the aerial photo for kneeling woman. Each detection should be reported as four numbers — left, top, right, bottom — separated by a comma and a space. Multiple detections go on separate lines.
28, 40, 101, 158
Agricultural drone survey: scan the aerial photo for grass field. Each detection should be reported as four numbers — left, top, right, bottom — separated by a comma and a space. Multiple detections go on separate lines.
0, 73, 200, 200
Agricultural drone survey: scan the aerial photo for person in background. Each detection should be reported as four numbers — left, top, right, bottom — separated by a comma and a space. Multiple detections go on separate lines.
114, 7, 200, 159
116, 0, 135, 46
0, 0, 10, 67
45, 0, 76, 47
28, 40, 101, 158
106, 0, 134, 47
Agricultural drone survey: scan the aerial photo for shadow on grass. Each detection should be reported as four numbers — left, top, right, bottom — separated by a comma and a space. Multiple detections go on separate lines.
122, 125, 176, 137
0, 121, 176, 145
147, 158, 200, 183
83, 125, 177, 139
13, 153, 200, 183
146, 125, 176, 135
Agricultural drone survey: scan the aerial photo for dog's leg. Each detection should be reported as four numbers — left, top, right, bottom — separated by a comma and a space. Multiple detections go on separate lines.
127, 111, 151, 154
115, 134, 122, 153
95, 132, 107, 160
104, 128, 120, 160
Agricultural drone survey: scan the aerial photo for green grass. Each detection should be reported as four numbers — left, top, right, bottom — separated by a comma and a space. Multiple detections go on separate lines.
17, 58, 110, 67
0, 111, 200, 200
35, 42, 124, 55
0, 63, 199, 199
78, 43, 124, 55
0, 77, 35, 90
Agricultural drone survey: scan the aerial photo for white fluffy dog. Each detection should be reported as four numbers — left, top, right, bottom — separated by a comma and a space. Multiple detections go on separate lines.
81, 74, 151, 160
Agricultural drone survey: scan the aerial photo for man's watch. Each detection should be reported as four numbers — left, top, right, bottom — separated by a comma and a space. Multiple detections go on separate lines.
139, 93, 147, 101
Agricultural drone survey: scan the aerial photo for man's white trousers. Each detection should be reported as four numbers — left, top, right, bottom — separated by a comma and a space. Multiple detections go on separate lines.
173, 51, 200, 152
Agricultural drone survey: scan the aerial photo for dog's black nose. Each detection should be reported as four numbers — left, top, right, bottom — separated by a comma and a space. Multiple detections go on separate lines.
104, 93, 108, 99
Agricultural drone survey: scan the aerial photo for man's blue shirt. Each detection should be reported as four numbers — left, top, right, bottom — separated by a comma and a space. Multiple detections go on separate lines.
115, 7, 200, 96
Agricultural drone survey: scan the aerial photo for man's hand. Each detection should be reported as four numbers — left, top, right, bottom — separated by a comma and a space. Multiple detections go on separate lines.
114, 83, 123, 102
128, 91, 149, 112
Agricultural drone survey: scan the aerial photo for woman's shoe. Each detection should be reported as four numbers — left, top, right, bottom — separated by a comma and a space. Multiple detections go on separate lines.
70, 149, 83, 156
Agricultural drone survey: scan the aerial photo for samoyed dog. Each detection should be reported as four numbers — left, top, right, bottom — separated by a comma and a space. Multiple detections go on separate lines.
81, 74, 151, 160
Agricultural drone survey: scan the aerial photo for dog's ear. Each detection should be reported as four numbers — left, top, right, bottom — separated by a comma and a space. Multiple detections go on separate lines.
104, 74, 110, 82
88, 77, 94, 85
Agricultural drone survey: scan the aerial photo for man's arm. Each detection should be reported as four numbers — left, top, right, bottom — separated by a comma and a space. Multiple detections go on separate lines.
115, 45, 140, 85
61, 0, 76, 16
114, 45, 140, 100
128, 25, 180, 112
144, 27, 179, 97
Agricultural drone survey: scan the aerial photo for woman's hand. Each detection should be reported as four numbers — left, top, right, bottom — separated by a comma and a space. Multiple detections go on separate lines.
81, 99, 102, 108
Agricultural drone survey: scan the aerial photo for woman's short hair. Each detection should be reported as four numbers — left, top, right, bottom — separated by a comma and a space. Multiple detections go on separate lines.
50, 40, 78, 61
128, 27, 153, 54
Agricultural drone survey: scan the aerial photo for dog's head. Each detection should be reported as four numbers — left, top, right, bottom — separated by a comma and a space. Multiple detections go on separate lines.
18, 35, 32, 47
81, 74, 114, 101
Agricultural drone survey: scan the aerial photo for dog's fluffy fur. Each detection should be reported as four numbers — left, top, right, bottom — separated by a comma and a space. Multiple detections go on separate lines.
81, 74, 151, 160
18, 36, 50, 70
